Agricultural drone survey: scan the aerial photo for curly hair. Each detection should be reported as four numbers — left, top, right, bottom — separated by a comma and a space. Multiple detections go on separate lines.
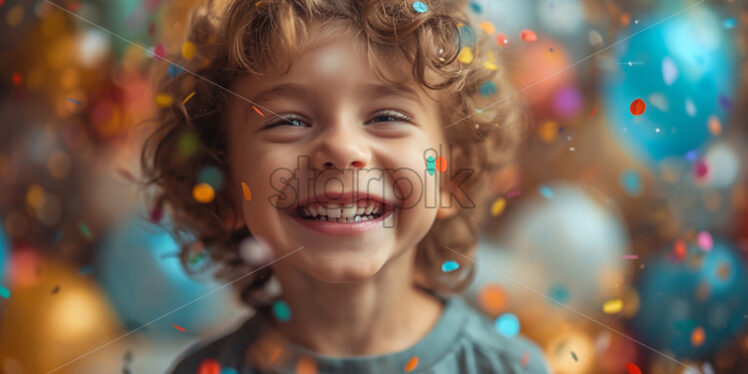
141, 0, 525, 307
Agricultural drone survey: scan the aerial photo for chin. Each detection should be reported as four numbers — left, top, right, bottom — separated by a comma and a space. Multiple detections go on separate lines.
299, 252, 387, 283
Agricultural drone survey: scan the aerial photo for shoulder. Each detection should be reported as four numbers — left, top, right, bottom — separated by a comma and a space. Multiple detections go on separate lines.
167, 316, 259, 374
453, 298, 551, 373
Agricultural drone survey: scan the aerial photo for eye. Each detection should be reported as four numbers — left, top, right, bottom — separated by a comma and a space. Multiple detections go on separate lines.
262, 115, 310, 129
367, 110, 413, 125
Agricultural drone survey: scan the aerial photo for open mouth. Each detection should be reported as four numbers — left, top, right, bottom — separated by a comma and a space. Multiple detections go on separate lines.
291, 198, 387, 223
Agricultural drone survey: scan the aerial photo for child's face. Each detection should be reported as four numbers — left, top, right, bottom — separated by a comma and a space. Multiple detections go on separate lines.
227, 24, 449, 283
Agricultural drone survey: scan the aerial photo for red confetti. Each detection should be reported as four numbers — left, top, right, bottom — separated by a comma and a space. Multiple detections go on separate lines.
629, 98, 646, 116
520, 29, 537, 42
520, 351, 530, 367
669, 239, 687, 263
506, 190, 522, 198
11, 73, 22, 86
149, 202, 164, 223
626, 363, 642, 374
67, 1, 82, 11
154, 44, 166, 59
171, 323, 188, 332
495, 32, 509, 46
198, 358, 220, 374
589, 105, 598, 117
252, 105, 265, 116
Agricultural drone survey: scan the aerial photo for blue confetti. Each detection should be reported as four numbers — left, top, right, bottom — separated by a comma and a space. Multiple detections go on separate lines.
684, 149, 700, 162
221, 368, 239, 374
65, 97, 82, 105
538, 185, 554, 199
571, 351, 578, 362
272, 300, 292, 322
468, 1, 482, 14
441, 260, 459, 272
620, 169, 642, 197
426, 156, 435, 176
412, 1, 428, 13
456, 24, 476, 47
495, 313, 520, 337
168, 64, 183, 78
548, 284, 569, 304
198, 166, 225, 190
479, 81, 497, 97
78, 265, 94, 276
723, 18, 737, 29
0, 285, 9, 299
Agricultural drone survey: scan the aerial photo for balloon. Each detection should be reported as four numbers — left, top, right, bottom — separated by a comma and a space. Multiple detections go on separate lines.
95, 215, 240, 336
631, 239, 748, 358
0, 260, 122, 374
601, 6, 736, 162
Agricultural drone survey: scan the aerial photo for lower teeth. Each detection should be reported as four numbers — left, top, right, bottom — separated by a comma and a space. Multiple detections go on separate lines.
303, 214, 380, 222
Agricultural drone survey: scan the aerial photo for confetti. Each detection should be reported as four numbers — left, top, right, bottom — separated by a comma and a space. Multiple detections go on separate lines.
178, 131, 200, 158
570, 351, 578, 362
538, 185, 554, 199
495, 313, 520, 337
478, 284, 507, 316
0, 285, 10, 299
220, 368, 238, 374
480, 81, 497, 96
425, 156, 436, 176
520, 29, 537, 42
155, 93, 174, 107
483, 60, 498, 71
548, 284, 569, 304
66, 97, 82, 105
149, 201, 164, 223
662, 57, 678, 85
626, 363, 642, 374
273, 300, 292, 322
181, 41, 196, 60
252, 105, 264, 116
620, 169, 642, 196
193, 183, 215, 203
78, 222, 93, 240
457, 47, 474, 64
691, 326, 705, 347
468, 1, 482, 14
154, 44, 166, 59
602, 299, 623, 314
697, 230, 713, 252
490, 198, 506, 217
11, 72, 21, 86
629, 98, 646, 116
722, 18, 736, 29
671, 239, 687, 262
78, 265, 94, 276
172, 323, 188, 332
241, 182, 253, 201
693, 159, 708, 179
520, 352, 530, 367
412, 1, 428, 13
198, 358, 220, 374
622, 254, 639, 260
441, 260, 459, 272
708, 115, 722, 136
506, 190, 522, 198
479, 21, 495, 35
537, 120, 559, 143
295, 355, 317, 374
183, 91, 196, 105
404, 356, 419, 372
168, 64, 183, 77
434, 156, 447, 172
495, 33, 509, 47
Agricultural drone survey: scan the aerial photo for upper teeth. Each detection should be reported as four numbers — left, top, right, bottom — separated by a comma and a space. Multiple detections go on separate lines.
301, 199, 382, 218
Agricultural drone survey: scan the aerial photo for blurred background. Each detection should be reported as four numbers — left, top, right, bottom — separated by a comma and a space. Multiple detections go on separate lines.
0, 0, 747, 373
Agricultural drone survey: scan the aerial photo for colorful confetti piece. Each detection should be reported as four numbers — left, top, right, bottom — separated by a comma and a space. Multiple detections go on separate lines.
198, 358, 220, 374
479, 21, 495, 35
0, 285, 10, 299
622, 254, 639, 260
520, 29, 537, 42
697, 230, 713, 252
252, 105, 264, 116
548, 284, 570, 304
183, 91, 196, 105
412, 1, 428, 13
495, 313, 520, 337
478, 284, 506, 316
671, 239, 687, 262
495, 33, 509, 47
172, 323, 187, 332
629, 98, 646, 116
626, 362, 642, 374
570, 351, 578, 362
479, 81, 497, 96
404, 356, 419, 372
425, 156, 436, 176
154, 44, 166, 59
220, 368, 238, 374
66, 97, 82, 105
79, 222, 93, 240
295, 355, 317, 374
620, 169, 642, 196
602, 299, 623, 314
181, 41, 196, 60
241, 182, 252, 201
691, 326, 705, 347
538, 185, 554, 199
490, 198, 506, 217
155, 93, 174, 107
168, 64, 183, 77
193, 183, 215, 203
457, 47, 474, 64
273, 300, 292, 322
520, 352, 530, 367
434, 156, 447, 172
468, 1, 482, 14
441, 260, 459, 272
708, 115, 722, 136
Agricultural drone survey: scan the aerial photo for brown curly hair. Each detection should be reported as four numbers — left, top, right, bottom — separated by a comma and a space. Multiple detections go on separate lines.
141, 0, 525, 307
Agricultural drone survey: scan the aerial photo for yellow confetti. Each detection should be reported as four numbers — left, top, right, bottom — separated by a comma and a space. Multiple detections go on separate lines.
537, 120, 560, 143
154, 93, 174, 107
479, 21, 495, 35
457, 47, 474, 64
183, 91, 196, 105
193, 183, 215, 203
483, 61, 498, 71
181, 41, 196, 60
242, 182, 252, 201
602, 299, 623, 314
490, 198, 506, 217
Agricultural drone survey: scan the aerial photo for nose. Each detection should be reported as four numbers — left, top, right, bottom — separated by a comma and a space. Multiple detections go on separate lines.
311, 120, 370, 170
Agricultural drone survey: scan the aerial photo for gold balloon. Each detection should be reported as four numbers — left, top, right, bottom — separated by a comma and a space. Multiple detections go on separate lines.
0, 260, 122, 374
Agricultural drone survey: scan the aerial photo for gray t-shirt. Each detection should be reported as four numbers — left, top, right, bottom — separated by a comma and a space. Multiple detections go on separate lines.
168, 295, 550, 373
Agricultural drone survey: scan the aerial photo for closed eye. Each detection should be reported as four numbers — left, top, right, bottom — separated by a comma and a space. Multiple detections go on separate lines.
367, 110, 413, 125
262, 115, 310, 129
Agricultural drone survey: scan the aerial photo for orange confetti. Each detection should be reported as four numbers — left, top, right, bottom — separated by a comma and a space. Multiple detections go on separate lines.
626, 362, 642, 374
708, 115, 722, 136
478, 284, 507, 316
172, 323, 188, 332
691, 326, 705, 347
520, 29, 537, 42
435, 156, 447, 172
479, 21, 495, 35
590, 105, 598, 117
252, 105, 265, 116
198, 358, 220, 374
672, 239, 687, 262
404, 356, 419, 372
242, 182, 252, 201
629, 99, 646, 116
295, 355, 317, 374
495, 33, 509, 46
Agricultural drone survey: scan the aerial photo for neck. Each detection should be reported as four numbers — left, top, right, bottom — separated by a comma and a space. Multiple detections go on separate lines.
269, 249, 444, 357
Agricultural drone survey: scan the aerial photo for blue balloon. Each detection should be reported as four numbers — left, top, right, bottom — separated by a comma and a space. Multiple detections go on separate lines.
96, 215, 232, 335
632, 239, 748, 358
602, 6, 735, 162
0, 221, 8, 282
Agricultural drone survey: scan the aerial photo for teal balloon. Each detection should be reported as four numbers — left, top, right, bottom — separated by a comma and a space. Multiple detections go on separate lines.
631, 239, 748, 358
601, 6, 735, 162
96, 215, 230, 335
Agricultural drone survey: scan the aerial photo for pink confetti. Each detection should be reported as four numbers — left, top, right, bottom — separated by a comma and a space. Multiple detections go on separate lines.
697, 231, 713, 252
622, 254, 639, 260
154, 44, 166, 59
506, 190, 523, 198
